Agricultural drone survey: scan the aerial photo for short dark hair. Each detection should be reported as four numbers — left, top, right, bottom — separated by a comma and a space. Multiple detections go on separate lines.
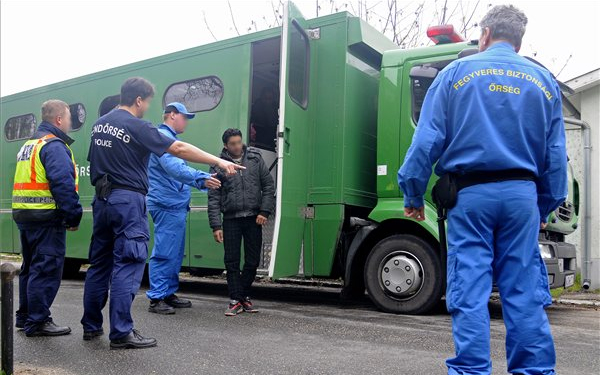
222, 128, 243, 144
164, 105, 179, 114
120, 77, 155, 106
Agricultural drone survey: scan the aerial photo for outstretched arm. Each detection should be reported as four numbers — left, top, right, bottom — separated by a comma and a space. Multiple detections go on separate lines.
167, 141, 244, 175
158, 153, 216, 191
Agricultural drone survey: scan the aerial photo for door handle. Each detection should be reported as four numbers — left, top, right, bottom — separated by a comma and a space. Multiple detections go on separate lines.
283, 126, 291, 153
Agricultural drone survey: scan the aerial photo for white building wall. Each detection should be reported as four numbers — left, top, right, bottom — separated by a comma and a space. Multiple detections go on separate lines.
565, 79, 600, 289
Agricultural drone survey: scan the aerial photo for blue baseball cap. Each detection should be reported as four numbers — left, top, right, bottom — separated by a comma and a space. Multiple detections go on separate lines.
164, 102, 195, 119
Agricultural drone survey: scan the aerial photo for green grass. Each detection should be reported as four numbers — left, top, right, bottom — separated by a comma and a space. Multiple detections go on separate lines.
550, 273, 582, 299
550, 273, 600, 298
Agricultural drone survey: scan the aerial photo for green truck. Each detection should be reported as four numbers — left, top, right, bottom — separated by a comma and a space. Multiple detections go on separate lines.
0, 2, 578, 314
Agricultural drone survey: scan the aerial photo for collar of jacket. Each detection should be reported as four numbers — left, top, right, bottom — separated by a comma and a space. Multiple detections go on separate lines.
34, 121, 74, 145
219, 145, 260, 162
486, 41, 516, 53
158, 123, 179, 139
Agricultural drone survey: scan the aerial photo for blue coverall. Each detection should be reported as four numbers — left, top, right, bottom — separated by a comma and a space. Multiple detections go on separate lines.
146, 124, 210, 301
398, 42, 567, 375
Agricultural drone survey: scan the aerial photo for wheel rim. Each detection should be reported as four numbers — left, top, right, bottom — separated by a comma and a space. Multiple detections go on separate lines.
379, 251, 424, 301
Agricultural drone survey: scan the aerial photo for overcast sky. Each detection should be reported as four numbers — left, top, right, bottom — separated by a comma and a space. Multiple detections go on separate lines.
1, 0, 599, 97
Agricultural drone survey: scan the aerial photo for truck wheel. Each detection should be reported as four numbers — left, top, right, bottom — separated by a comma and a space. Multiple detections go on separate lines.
364, 234, 443, 314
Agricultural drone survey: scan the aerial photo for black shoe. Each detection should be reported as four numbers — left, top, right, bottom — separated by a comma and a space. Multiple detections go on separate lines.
83, 328, 104, 341
25, 321, 71, 337
148, 299, 176, 315
16, 321, 25, 329
165, 294, 192, 308
242, 297, 259, 313
110, 329, 157, 350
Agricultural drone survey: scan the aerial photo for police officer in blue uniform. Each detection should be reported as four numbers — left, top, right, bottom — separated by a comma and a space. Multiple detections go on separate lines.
12, 100, 82, 337
82, 77, 242, 349
146, 102, 221, 315
398, 5, 567, 375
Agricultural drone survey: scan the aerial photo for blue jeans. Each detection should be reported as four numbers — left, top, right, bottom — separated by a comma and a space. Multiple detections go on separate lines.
445, 180, 555, 375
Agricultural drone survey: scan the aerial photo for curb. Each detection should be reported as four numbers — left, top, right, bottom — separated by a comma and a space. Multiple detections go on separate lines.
553, 298, 600, 307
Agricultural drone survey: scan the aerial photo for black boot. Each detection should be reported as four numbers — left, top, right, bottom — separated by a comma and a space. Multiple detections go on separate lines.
148, 299, 175, 315
25, 321, 71, 337
165, 294, 192, 308
110, 329, 157, 350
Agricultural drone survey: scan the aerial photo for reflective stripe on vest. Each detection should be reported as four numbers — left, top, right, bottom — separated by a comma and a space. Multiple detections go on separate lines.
12, 134, 79, 215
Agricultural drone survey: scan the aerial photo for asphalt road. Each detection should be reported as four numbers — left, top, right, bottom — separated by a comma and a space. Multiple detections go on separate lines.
7, 274, 600, 375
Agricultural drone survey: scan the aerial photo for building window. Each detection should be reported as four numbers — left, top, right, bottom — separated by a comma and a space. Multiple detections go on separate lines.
98, 95, 120, 117
163, 76, 224, 112
69, 103, 86, 131
4, 114, 37, 142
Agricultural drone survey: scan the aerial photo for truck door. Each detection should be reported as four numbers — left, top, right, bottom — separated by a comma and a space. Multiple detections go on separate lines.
269, 1, 313, 278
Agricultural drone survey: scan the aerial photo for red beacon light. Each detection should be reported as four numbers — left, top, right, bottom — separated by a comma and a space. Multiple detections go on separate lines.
427, 25, 465, 44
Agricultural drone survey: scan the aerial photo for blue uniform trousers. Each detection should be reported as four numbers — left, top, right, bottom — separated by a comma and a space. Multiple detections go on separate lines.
81, 189, 149, 340
16, 226, 66, 334
146, 208, 187, 301
445, 180, 555, 375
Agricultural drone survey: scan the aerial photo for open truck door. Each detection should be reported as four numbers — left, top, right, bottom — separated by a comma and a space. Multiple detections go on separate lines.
269, 1, 313, 279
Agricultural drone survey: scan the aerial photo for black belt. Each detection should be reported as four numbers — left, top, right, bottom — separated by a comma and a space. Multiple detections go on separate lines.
432, 168, 536, 289
112, 184, 147, 195
454, 169, 536, 191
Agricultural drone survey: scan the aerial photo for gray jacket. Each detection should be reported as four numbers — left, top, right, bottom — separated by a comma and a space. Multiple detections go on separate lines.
208, 146, 275, 230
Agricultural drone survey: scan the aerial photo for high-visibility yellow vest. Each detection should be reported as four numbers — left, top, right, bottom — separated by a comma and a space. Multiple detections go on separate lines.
12, 134, 79, 222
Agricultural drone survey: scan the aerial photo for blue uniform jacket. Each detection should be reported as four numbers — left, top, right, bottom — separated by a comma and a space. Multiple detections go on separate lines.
398, 42, 568, 221
147, 124, 211, 210
17, 121, 83, 229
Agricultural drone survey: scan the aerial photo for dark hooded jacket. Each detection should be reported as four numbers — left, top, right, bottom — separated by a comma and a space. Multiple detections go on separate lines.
208, 146, 275, 230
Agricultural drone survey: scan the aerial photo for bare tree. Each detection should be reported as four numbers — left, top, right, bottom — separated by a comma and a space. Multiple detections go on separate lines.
203, 11, 218, 41
204, 0, 484, 50
227, 0, 241, 36
326, 0, 483, 48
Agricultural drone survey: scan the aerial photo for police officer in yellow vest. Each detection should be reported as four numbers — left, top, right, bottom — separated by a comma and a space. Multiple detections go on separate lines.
12, 99, 83, 337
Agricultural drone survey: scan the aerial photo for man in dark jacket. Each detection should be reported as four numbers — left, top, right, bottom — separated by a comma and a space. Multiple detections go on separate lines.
12, 99, 82, 336
208, 128, 275, 316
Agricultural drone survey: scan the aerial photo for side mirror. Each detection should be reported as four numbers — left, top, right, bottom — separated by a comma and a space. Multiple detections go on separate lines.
409, 65, 439, 79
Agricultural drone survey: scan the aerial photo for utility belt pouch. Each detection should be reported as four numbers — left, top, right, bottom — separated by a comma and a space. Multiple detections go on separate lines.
431, 174, 458, 210
95, 174, 112, 200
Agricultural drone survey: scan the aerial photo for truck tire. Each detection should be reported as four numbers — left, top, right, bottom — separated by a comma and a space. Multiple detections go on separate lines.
364, 234, 443, 314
